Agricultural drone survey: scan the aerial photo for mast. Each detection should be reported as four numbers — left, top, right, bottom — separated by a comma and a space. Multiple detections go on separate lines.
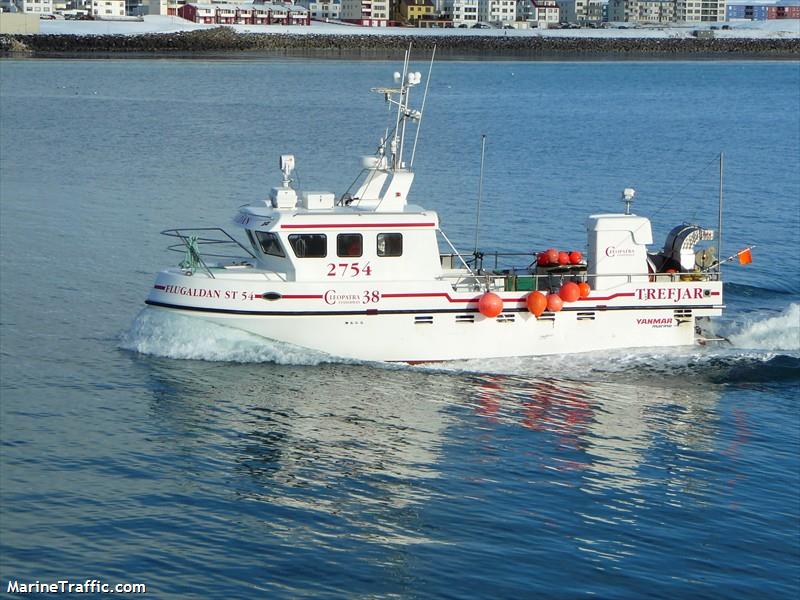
718, 152, 724, 277
474, 135, 486, 254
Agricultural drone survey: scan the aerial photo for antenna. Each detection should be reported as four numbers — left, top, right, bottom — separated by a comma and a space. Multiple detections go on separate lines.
409, 45, 436, 170
474, 135, 486, 254
718, 151, 724, 277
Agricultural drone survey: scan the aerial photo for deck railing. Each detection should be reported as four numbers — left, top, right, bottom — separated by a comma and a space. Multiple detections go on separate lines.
161, 228, 255, 279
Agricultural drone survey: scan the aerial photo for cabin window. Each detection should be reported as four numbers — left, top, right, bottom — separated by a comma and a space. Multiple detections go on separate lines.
337, 234, 363, 258
288, 234, 327, 258
377, 233, 403, 257
254, 231, 285, 257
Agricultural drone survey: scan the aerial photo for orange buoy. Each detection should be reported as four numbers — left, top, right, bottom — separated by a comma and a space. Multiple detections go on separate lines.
546, 248, 559, 264
558, 251, 571, 265
559, 282, 581, 303
546, 293, 563, 313
577, 282, 591, 298
537, 252, 549, 266
569, 251, 583, 265
478, 292, 503, 318
526, 291, 547, 317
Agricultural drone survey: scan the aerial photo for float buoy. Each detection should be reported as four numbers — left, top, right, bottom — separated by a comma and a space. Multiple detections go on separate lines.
546, 293, 563, 313
569, 251, 583, 265
578, 282, 591, 298
545, 248, 559, 265
537, 252, 549, 266
558, 251, 571, 265
559, 282, 581, 303
526, 291, 547, 317
478, 292, 503, 318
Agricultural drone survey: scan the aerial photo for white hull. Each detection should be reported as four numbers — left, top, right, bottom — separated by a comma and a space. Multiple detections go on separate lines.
146, 270, 722, 362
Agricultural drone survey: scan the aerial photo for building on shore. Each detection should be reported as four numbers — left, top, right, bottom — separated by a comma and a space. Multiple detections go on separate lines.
674, 0, 726, 22
294, 0, 340, 21
516, 0, 560, 27
13, 0, 55, 14
339, 0, 389, 25
607, 0, 675, 23
555, 0, 603, 24
478, 0, 516, 25
442, 0, 478, 26
91, 0, 126, 16
397, 0, 434, 23
179, 2, 311, 23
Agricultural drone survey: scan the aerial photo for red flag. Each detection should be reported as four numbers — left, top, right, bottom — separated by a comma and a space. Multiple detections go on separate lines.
737, 248, 753, 265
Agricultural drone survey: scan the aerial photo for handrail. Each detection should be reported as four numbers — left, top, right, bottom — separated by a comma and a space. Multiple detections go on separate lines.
161, 228, 255, 279
161, 228, 256, 259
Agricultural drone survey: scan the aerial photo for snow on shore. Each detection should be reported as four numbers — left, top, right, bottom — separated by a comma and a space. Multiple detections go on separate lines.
39, 14, 800, 39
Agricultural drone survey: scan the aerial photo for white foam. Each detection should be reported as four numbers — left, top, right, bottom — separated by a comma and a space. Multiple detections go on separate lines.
725, 303, 800, 352
120, 308, 338, 365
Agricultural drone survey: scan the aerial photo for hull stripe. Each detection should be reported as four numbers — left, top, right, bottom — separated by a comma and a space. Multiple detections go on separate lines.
145, 299, 722, 317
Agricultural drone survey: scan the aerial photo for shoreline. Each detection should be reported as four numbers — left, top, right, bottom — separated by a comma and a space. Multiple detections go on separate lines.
3, 30, 799, 60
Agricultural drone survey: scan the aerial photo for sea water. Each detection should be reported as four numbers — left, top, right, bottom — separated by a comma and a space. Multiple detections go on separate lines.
1, 58, 798, 599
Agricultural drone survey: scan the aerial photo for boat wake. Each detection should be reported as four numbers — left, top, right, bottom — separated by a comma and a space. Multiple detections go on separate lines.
431, 303, 800, 384
120, 308, 341, 366
121, 304, 799, 384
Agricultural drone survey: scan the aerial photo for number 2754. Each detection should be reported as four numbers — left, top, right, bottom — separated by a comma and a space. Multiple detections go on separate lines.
327, 262, 372, 277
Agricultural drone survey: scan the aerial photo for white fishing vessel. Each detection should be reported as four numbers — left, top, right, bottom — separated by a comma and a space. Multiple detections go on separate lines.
144, 52, 733, 363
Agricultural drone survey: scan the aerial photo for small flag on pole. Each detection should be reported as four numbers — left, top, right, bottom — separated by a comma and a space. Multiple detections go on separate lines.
737, 248, 753, 265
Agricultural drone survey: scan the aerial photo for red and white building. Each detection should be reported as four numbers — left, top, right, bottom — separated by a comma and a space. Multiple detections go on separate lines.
179, 2, 310, 24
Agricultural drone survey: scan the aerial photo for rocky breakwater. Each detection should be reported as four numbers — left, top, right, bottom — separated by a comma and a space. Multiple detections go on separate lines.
2, 27, 799, 58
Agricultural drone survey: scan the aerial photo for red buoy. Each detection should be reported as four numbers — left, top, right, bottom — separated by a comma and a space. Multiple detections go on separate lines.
546, 293, 563, 313
537, 252, 549, 266
546, 248, 559, 265
526, 291, 547, 317
478, 292, 503, 318
569, 251, 583, 265
577, 282, 591, 298
558, 251, 571, 265
559, 282, 581, 303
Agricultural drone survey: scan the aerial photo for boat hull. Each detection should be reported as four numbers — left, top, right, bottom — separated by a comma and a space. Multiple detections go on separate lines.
145, 270, 723, 362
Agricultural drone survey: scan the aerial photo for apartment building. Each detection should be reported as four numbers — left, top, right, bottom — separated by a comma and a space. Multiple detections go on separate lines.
442, 0, 478, 25
607, 0, 675, 22
555, 0, 602, 23
398, 0, 435, 23
295, 0, 341, 20
478, 0, 516, 24
674, 0, 726, 22
17, 0, 54, 13
91, 0, 125, 16
339, 0, 389, 25
517, 0, 560, 27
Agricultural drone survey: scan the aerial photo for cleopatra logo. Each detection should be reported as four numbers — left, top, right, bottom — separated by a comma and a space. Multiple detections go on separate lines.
605, 246, 636, 258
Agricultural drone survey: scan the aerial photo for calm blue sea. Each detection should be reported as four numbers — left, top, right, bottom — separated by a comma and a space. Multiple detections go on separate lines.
1, 57, 798, 599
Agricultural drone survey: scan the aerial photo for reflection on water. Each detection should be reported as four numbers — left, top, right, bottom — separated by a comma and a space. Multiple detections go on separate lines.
463, 371, 728, 564
139, 359, 457, 547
